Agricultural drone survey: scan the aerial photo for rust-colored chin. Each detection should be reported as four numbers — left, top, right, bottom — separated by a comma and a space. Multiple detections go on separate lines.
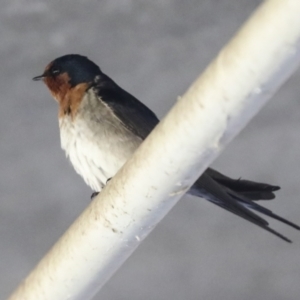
43, 72, 70, 103
43, 73, 89, 119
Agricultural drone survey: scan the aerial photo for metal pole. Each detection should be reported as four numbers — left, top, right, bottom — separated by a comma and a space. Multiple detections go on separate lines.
9, 0, 300, 299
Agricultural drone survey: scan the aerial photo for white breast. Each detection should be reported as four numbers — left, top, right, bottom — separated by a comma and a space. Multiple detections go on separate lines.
59, 116, 105, 191
59, 90, 142, 192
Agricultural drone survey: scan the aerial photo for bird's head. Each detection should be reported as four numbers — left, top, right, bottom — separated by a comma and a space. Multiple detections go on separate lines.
33, 54, 102, 100
33, 54, 102, 116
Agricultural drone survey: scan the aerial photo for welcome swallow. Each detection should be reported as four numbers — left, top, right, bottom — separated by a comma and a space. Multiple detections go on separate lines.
33, 54, 299, 242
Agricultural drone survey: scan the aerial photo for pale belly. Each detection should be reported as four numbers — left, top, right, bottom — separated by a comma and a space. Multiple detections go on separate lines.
59, 114, 142, 191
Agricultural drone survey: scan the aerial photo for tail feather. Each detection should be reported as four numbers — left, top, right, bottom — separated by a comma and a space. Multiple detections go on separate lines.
206, 168, 280, 200
226, 187, 300, 230
188, 168, 299, 243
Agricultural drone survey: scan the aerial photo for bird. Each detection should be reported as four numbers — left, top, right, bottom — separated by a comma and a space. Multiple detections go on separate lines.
33, 54, 299, 243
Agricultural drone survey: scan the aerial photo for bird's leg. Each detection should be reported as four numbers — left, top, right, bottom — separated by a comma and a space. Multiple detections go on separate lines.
91, 178, 112, 199
91, 192, 99, 200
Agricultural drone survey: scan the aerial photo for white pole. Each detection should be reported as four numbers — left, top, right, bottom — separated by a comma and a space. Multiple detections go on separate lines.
9, 0, 300, 299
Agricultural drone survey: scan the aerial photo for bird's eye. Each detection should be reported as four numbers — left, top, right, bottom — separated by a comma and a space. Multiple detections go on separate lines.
51, 68, 60, 75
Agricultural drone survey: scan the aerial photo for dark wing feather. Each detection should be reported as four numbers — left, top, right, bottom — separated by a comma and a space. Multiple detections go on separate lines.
95, 73, 159, 140
206, 168, 280, 200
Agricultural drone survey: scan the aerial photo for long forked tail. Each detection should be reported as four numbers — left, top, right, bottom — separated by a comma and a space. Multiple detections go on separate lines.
189, 168, 299, 243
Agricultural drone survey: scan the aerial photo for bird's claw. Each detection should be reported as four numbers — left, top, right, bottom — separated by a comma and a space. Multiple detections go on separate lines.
91, 192, 99, 200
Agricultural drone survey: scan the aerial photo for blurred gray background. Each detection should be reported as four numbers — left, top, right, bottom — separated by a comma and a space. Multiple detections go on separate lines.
1, 0, 300, 299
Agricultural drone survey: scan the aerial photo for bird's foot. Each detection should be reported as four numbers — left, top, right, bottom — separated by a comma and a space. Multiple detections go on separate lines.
91, 179, 112, 199
91, 192, 99, 200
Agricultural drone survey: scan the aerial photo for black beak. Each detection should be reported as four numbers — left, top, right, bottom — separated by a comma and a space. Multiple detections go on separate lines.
32, 74, 45, 81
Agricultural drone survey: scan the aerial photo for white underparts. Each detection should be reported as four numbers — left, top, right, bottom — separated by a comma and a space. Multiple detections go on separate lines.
59, 89, 142, 191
